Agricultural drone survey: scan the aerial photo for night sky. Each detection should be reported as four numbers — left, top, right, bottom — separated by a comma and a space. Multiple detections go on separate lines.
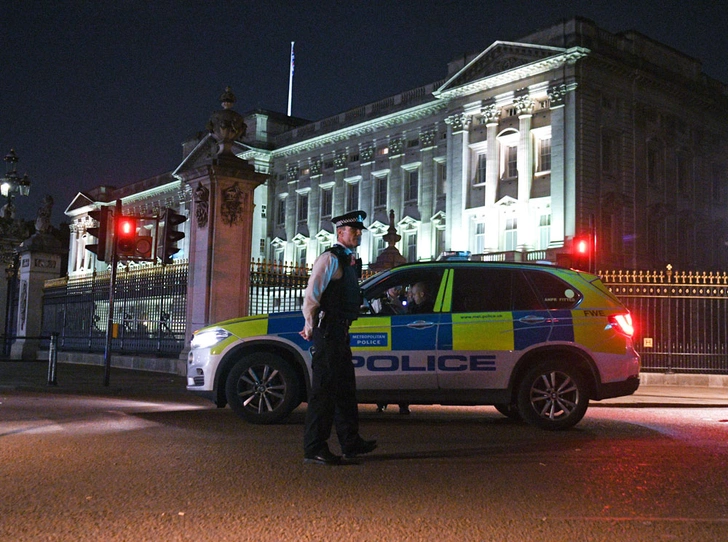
2, 0, 727, 226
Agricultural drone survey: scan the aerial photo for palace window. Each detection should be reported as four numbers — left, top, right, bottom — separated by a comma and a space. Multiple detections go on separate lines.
297, 193, 308, 222
321, 187, 333, 218
374, 235, 386, 257
276, 197, 286, 226
498, 130, 519, 181
436, 160, 447, 195
536, 136, 551, 174
404, 168, 419, 202
374, 175, 388, 208
405, 231, 418, 262
505, 146, 517, 179
476, 154, 487, 185
434, 225, 446, 256
474, 221, 486, 254
296, 244, 307, 267
346, 181, 359, 212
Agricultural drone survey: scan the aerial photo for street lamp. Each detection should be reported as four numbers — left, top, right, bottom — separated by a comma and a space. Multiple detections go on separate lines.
1, 149, 31, 219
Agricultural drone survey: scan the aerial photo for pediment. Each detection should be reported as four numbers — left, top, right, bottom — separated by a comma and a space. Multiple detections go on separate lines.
64, 192, 97, 216
437, 41, 568, 95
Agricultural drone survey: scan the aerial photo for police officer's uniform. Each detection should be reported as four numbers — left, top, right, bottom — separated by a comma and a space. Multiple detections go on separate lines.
301, 211, 376, 464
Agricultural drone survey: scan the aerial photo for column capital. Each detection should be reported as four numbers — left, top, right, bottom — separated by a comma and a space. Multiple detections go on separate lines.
514, 94, 534, 116
445, 113, 472, 133
480, 103, 501, 125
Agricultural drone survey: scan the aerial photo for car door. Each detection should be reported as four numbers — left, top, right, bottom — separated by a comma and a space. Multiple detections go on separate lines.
351, 268, 445, 391
436, 266, 551, 390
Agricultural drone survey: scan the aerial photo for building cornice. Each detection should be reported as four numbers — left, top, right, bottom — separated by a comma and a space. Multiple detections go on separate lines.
272, 101, 449, 158
120, 179, 185, 207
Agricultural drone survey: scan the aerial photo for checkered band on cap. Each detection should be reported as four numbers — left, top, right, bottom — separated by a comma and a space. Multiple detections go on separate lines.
332, 210, 367, 229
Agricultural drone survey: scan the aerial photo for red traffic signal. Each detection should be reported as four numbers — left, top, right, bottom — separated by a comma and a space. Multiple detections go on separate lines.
576, 238, 589, 255
115, 215, 154, 260
571, 235, 595, 272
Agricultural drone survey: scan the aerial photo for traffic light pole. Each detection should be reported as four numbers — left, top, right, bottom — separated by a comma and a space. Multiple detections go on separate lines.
103, 199, 122, 386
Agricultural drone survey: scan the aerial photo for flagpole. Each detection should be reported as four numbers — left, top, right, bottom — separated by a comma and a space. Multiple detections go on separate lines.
287, 41, 295, 117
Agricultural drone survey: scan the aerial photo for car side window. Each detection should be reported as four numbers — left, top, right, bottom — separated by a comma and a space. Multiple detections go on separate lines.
364, 269, 445, 315
451, 268, 543, 312
526, 270, 582, 309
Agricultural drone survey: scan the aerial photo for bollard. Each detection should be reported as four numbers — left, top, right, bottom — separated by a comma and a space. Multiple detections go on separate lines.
47, 332, 59, 386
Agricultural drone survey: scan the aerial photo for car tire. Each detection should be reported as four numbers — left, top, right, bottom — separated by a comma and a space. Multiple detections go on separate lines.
225, 353, 300, 424
493, 402, 523, 422
516, 360, 590, 430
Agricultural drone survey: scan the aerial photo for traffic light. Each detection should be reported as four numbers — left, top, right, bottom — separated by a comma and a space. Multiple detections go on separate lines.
157, 208, 187, 264
572, 235, 594, 272
115, 215, 154, 260
86, 207, 113, 262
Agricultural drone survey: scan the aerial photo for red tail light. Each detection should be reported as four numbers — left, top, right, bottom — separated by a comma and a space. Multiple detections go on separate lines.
609, 313, 634, 337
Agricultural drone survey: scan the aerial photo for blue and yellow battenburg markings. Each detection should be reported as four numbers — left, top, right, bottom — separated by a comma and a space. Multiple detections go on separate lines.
256, 303, 625, 362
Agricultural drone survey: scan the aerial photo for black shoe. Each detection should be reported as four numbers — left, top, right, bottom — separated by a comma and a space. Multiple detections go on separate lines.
304, 448, 342, 465
398, 404, 410, 415
343, 438, 377, 459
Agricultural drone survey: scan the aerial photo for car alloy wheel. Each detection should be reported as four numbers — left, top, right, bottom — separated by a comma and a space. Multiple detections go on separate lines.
517, 360, 589, 430
225, 353, 299, 424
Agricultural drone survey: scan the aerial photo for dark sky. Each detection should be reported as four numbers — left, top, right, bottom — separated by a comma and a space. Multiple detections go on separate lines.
2, 0, 727, 226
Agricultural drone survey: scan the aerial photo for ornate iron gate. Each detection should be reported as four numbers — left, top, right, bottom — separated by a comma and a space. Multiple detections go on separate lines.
42, 261, 187, 356
602, 267, 728, 374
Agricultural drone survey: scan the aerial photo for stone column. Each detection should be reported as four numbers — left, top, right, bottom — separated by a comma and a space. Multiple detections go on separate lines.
10, 233, 64, 360
516, 94, 534, 251
181, 88, 267, 344
548, 83, 569, 247
482, 103, 501, 252
444, 113, 471, 252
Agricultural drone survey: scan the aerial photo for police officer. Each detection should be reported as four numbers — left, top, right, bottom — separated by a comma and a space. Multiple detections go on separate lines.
299, 210, 377, 465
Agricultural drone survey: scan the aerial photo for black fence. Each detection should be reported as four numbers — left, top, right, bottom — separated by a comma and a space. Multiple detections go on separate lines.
41, 261, 188, 357
249, 259, 309, 315
33, 260, 728, 374
602, 268, 728, 374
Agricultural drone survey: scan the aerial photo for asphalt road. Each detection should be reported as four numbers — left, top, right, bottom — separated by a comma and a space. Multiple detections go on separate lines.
2, 362, 728, 541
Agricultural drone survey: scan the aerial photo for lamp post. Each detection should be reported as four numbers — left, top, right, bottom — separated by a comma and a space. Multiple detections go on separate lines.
1, 149, 31, 219
1, 149, 31, 356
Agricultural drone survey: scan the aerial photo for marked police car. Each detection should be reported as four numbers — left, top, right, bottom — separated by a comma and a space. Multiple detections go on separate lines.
188, 262, 640, 430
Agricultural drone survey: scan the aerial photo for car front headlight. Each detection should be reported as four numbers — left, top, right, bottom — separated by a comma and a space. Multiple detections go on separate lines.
190, 328, 233, 350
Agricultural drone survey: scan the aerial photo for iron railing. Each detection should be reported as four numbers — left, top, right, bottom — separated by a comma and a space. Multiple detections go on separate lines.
249, 259, 310, 315
36, 260, 728, 374
41, 261, 188, 356
601, 267, 728, 374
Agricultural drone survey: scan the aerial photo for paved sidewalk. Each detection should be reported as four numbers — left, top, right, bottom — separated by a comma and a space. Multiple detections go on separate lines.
1, 360, 727, 407
0, 360, 190, 401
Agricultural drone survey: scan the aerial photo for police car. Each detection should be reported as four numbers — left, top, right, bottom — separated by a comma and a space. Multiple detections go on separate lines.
188, 262, 640, 430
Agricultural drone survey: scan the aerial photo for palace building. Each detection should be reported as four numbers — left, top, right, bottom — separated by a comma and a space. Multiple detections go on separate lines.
67, 16, 728, 277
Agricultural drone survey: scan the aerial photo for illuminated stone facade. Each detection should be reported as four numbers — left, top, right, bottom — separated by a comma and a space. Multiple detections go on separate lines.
251, 18, 728, 271
70, 17, 728, 273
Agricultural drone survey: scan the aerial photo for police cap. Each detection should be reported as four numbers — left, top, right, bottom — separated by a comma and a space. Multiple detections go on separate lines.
332, 210, 367, 230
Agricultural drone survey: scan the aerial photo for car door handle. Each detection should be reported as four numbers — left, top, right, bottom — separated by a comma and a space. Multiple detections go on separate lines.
407, 320, 435, 329
518, 315, 548, 324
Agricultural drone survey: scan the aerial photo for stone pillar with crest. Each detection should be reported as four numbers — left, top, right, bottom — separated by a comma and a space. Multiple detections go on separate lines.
10, 196, 65, 359
176, 88, 267, 349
